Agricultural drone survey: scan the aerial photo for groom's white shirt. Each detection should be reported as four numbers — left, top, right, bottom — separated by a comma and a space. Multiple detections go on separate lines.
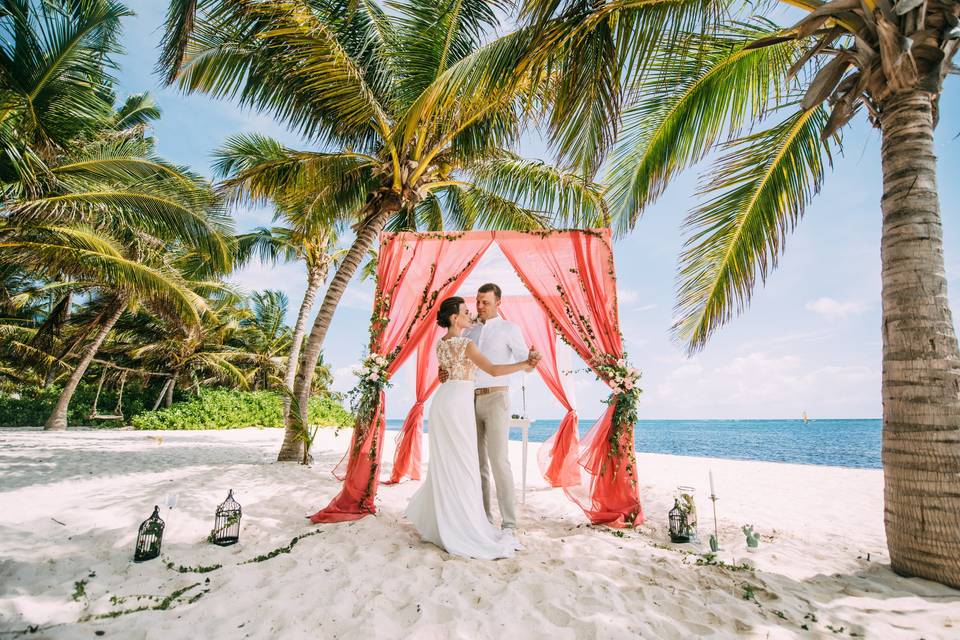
465, 315, 528, 389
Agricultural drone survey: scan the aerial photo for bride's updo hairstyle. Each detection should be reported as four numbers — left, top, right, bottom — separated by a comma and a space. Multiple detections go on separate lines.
437, 296, 465, 328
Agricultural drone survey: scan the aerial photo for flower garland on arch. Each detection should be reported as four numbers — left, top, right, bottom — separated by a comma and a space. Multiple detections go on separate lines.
347, 352, 391, 432
592, 353, 642, 480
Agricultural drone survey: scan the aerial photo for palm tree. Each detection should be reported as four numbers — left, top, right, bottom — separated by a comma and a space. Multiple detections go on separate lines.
1, 1, 233, 429
238, 289, 293, 391
225, 137, 342, 453
519, 0, 960, 587
118, 288, 255, 405
236, 224, 333, 381
160, 0, 609, 461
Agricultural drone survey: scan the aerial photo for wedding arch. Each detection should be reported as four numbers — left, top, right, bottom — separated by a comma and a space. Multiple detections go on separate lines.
308, 229, 644, 528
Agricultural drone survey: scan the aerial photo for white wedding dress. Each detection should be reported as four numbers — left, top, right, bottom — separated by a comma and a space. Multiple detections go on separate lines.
405, 336, 517, 560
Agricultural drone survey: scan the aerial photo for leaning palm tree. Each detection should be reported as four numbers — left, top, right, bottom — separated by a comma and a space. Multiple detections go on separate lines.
235, 223, 334, 402
160, 0, 610, 461
226, 137, 341, 430
520, 0, 960, 587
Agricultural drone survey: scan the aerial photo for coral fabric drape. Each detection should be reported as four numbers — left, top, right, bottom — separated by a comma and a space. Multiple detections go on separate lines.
309, 233, 492, 523
499, 297, 579, 488
385, 326, 442, 484
499, 230, 642, 527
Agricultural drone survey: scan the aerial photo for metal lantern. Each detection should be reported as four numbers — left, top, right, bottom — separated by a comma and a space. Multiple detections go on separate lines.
134, 506, 165, 562
210, 489, 242, 546
668, 498, 691, 543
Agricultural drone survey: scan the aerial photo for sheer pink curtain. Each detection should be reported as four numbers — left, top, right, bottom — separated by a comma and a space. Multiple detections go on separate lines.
498, 229, 642, 527
385, 325, 442, 484
309, 232, 493, 523
499, 297, 579, 487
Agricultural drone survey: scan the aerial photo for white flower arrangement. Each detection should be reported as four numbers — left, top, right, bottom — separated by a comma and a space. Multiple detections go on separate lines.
356, 353, 390, 385
605, 363, 642, 395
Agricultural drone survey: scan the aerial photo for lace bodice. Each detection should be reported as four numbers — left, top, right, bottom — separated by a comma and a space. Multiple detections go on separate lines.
437, 336, 475, 381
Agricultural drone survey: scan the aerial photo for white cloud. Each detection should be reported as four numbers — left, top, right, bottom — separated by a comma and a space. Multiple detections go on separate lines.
618, 287, 640, 304
331, 363, 360, 394
459, 245, 528, 296
805, 297, 869, 321
644, 350, 878, 419
340, 284, 375, 311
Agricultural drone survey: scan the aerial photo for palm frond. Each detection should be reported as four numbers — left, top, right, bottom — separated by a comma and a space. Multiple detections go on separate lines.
212, 132, 375, 216
2, 227, 205, 324
465, 155, 609, 228
391, 0, 508, 107
111, 92, 162, 130
170, 0, 395, 150
673, 104, 833, 352
520, 0, 730, 176
0, 0, 130, 148
10, 178, 232, 267
606, 19, 796, 234
438, 183, 552, 231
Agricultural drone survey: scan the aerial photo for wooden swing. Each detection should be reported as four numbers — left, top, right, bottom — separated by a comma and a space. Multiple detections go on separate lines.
88, 368, 127, 421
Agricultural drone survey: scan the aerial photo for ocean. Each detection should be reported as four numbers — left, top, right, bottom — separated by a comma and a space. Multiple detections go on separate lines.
385, 418, 883, 469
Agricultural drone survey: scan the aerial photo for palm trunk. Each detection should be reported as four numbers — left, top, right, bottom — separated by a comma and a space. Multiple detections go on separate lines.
43, 291, 74, 388
277, 264, 325, 462
164, 375, 176, 407
279, 197, 400, 462
43, 297, 126, 431
879, 90, 960, 589
151, 378, 171, 411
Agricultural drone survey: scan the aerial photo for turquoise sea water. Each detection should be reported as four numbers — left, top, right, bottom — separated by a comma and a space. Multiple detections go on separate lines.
385, 418, 883, 469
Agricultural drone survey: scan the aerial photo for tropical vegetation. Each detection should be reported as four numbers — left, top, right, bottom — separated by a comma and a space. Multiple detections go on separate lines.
0, 0, 342, 430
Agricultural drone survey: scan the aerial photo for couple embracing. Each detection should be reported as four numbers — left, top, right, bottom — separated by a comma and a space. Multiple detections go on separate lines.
405, 283, 541, 560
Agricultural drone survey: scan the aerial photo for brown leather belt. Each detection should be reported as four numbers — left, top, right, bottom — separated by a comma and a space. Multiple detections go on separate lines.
474, 386, 508, 397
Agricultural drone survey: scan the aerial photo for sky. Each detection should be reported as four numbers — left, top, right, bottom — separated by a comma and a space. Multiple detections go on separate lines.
114, 1, 960, 421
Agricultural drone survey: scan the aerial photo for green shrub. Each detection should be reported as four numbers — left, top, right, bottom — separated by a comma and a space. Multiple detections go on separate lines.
0, 381, 164, 427
130, 389, 353, 430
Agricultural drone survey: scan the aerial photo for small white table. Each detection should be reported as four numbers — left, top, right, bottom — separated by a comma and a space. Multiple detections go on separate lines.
508, 418, 530, 503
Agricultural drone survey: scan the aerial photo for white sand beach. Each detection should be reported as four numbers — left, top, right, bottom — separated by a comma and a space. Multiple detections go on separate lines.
1, 427, 957, 639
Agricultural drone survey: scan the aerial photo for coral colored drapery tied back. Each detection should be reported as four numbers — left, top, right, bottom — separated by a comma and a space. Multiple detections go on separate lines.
384, 326, 442, 484
309, 229, 643, 528
498, 230, 643, 527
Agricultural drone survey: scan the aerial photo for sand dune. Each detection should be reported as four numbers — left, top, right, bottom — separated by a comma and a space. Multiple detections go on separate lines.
1, 427, 957, 639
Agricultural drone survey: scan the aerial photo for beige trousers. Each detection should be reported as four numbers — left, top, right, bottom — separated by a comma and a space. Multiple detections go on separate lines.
474, 391, 516, 529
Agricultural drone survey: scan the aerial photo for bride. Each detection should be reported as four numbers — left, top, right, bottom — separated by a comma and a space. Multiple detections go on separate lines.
405, 296, 533, 559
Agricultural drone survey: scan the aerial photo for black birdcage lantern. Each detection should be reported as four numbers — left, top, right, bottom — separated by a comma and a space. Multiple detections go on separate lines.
210, 489, 242, 546
668, 498, 691, 543
134, 506, 165, 562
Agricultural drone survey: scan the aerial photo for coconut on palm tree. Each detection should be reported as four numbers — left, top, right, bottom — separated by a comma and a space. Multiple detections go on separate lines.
160, 0, 610, 461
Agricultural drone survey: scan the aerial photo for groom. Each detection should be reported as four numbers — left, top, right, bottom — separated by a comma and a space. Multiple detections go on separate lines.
439, 283, 540, 537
